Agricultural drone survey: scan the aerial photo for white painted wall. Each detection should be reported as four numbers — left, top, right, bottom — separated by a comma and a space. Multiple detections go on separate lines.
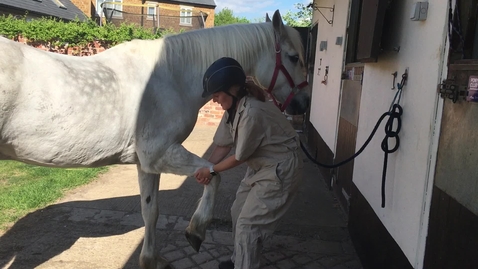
308, 0, 451, 267
351, 1, 448, 267
309, 0, 350, 153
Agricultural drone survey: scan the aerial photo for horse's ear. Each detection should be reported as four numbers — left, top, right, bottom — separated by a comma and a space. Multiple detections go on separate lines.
265, 13, 271, 22
272, 10, 285, 37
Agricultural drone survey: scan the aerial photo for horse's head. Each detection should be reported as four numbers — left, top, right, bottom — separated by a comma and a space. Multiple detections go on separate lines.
255, 10, 310, 115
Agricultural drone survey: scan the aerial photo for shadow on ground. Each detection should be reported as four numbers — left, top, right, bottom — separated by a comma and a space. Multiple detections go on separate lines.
0, 127, 351, 269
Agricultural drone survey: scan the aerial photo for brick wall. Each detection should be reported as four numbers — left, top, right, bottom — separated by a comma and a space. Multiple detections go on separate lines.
198, 101, 224, 126
91, 0, 215, 31
13, 35, 107, 55
69, 0, 94, 17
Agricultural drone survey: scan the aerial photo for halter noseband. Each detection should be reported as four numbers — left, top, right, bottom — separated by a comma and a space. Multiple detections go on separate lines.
266, 36, 309, 112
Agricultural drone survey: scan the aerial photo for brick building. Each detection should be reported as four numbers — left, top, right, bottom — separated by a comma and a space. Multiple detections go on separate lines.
74, 0, 215, 32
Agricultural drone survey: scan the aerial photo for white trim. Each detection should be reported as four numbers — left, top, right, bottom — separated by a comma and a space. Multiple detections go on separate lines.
146, 1, 157, 21
97, 0, 123, 18
415, 4, 451, 266
180, 5, 193, 26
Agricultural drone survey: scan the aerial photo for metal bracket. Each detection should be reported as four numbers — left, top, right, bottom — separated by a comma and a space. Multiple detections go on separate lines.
438, 78, 467, 103
307, 3, 335, 25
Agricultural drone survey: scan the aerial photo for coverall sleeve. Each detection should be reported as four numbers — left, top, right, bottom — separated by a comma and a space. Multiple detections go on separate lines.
213, 112, 234, 147
235, 107, 266, 161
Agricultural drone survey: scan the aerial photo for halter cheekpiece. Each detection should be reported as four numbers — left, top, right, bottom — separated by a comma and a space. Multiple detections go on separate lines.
265, 35, 309, 112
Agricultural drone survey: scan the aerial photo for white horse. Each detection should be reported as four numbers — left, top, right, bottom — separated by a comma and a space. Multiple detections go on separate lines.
0, 10, 309, 269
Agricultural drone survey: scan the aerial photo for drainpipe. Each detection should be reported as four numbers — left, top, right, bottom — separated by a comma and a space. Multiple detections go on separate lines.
199, 11, 205, 28
141, 0, 145, 27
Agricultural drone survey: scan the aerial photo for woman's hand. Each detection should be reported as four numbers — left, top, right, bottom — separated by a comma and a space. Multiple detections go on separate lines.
195, 167, 212, 185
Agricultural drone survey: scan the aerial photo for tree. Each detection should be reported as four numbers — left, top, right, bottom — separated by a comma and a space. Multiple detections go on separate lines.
214, 8, 249, 26
282, 3, 312, 27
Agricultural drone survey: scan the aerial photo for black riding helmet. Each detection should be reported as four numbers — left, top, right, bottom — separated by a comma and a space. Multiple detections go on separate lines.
202, 57, 246, 98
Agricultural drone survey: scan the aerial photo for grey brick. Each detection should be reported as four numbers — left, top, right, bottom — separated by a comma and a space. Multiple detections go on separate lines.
164, 250, 185, 262
191, 252, 213, 264
275, 258, 297, 269
171, 257, 195, 268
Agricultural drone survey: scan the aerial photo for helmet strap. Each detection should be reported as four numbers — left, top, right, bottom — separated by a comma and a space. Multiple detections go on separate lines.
225, 91, 238, 124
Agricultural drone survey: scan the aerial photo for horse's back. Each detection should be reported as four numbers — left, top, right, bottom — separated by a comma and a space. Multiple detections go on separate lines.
0, 36, 138, 167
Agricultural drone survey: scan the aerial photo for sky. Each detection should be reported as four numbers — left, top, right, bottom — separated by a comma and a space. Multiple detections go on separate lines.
214, 0, 311, 22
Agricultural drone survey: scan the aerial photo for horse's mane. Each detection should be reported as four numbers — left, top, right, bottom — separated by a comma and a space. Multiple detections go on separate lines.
159, 22, 289, 73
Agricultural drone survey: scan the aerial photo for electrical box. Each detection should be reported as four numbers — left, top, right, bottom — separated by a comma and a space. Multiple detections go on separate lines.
410, 2, 428, 21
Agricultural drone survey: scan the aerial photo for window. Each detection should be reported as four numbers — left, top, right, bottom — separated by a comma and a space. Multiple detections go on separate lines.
180, 6, 192, 25
147, 2, 157, 20
355, 0, 389, 62
96, 0, 123, 18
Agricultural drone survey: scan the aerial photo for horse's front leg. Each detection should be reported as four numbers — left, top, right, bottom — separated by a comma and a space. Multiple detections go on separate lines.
137, 166, 172, 269
145, 143, 221, 252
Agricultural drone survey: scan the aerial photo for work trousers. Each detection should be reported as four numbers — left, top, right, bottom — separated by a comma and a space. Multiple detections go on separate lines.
230, 150, 303, 269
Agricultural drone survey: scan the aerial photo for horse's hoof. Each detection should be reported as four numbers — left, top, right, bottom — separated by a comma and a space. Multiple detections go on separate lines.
185, 231, 203, 252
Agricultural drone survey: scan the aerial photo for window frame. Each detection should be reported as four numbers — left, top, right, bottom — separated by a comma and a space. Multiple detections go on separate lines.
96, 0, 123, 19
146, 1, 157, 21
180, 6, 193, 26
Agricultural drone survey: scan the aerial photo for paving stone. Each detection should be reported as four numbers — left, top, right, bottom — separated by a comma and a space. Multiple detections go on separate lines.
191, 252, 213, 264
302, 261, 327, 269
211, 231, 233, 245
171, 257, 195, 268
291, 240, 343, 255
120, 212, 143, 227
183, 246, 197, 255
202, 243, 215, 250
317, 255, 347, 268
93, 210, 125, 223
275, 258, 297, 269
262, 265, 279, 269
68, 208, 99, 222
208, 248, 225, 258
266, 235, 302, 249
329, 264, 351, 269
291, 253, 314, 265
157, 214, 169, 229
174, 216, 190, 231
343, 259, 364, 269
165, 215, 178, 230
200, 260, 219, 269
163, 250, 186, 262
176, 240, 191, 247
263, 251, 287, 262
161, 244, 177, 253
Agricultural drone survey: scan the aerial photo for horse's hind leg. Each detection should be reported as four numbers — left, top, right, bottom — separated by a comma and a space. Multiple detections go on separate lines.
142, 143, 221, 253
137, 165, 172, 269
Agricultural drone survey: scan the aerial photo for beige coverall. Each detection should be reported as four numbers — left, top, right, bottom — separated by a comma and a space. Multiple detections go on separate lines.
213, 96, 303, 269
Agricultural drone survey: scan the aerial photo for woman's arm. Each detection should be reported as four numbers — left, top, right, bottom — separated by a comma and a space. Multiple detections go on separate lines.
208, 144, 232, 164
195, 154, 244, 184
195, 144, 234, 185
212, 154, 244, 173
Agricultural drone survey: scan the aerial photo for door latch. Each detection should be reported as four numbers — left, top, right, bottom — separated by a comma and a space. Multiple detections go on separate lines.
438, 79, 467, 103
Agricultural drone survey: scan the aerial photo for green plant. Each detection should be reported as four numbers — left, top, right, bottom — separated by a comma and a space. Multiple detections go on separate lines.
0, 14, 175, 47
0, 161, 107, 231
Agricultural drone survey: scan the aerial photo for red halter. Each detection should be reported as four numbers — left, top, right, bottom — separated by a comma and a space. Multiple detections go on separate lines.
266, 38, 309, 112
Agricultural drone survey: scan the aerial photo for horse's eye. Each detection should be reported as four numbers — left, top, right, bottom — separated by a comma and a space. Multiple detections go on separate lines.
288, 55, 299, 64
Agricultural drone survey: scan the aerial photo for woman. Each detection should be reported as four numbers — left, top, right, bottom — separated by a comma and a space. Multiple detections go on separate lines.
195, 57, 303, 269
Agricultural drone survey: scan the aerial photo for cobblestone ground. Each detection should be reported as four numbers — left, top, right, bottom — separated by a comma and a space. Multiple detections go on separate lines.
0, 126, 363, 269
